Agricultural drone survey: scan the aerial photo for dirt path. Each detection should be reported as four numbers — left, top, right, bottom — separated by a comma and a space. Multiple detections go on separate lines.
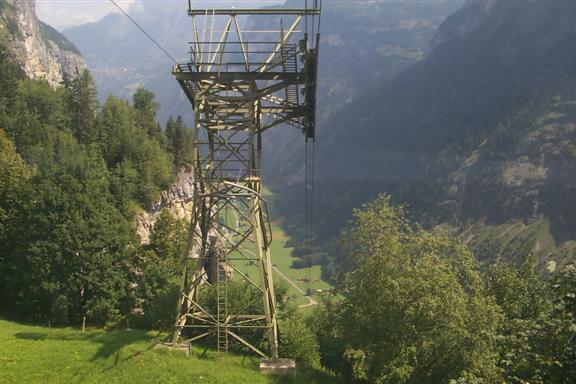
272, 266, 318, 308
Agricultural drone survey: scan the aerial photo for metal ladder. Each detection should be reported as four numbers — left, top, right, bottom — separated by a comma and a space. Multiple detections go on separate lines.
216, 255, 228, 354
281, 44, 299, 105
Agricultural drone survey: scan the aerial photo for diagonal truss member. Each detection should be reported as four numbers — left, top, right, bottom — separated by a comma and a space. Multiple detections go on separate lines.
171, 3, 320, 361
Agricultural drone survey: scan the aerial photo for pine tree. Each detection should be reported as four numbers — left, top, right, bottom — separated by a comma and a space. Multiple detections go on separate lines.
67, 69, 98, 144
133, 88, 164, 145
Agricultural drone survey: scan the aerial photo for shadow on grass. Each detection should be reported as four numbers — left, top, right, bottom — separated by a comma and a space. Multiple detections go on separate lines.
90, 330, 161, 360
13, 326, 343, 383
278, 367, 345, 384
15, 327, 166, 384
15, 328, 163, 362
15, 331, 99, 342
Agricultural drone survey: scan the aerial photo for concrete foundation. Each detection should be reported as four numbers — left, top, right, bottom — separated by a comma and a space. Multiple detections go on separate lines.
155, 342, 191, 357
260, 358, 297, 376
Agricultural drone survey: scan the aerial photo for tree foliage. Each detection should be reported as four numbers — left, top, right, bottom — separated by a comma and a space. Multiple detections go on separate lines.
0, 45, 183, 326
165, 115, 194, 169
63, 69, 98, 144
314, 195, 576, 383
487, 261, 576, 383
278, 311, 320, 367
315, 195, 503, 383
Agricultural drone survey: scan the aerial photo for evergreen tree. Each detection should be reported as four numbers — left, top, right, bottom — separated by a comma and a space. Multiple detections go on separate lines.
99, 95, 174, 209
0, 50, 181, 327
147, 209, 186, 274
165, 116, 175, 152
0, 129, 30, 285
0, 128, 139, 325
66, 69, 98, 144
171, 115, 194, 169
133, 88, 164, 145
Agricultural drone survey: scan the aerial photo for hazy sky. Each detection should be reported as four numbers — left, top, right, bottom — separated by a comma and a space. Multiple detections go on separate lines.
36, 0, 287, 31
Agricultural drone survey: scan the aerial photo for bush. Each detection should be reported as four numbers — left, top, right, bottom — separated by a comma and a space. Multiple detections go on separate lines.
278, 312, 320, 367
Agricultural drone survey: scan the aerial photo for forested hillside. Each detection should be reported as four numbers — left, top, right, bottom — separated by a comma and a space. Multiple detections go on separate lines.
63, 3, 193, 125
62, 1, 290, 125
275, 0, 576, 273
0, 32, 193, 326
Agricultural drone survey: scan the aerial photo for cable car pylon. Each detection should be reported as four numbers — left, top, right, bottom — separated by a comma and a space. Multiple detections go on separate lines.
169, 1, 321, 373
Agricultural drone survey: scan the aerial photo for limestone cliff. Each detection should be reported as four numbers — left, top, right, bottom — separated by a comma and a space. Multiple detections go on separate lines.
135, 170, 194, 244
134, 170, 234, 282
0, 0, 86, 87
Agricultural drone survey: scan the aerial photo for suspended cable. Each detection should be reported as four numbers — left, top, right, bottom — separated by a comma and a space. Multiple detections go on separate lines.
318, 0, 324, 35
312, 0, 317, 39
108, 0, 178, 64
305, 0, 309, 34
304, 136, 315, 296
303, 0, 321, 299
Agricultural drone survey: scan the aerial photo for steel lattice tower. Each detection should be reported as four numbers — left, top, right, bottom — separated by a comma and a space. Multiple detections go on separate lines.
171, 2, 320, 361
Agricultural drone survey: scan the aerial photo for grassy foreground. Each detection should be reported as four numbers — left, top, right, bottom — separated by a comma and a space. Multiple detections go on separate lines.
0, 319, 339, 384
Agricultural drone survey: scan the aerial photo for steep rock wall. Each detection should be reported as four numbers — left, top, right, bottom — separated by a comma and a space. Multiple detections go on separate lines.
2, 0, 86, 86
135, 169, 194, 244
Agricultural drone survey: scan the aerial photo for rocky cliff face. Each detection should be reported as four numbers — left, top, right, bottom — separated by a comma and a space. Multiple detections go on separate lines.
134, 170, 234, 283
135, 170, 194, 244
1, 0, 86, 87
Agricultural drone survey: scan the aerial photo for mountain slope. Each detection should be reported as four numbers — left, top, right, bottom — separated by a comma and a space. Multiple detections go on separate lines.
63, 5, 193, 124
62, 1, 462, 142
276, 0, 576, 266
261, 0, 464, 181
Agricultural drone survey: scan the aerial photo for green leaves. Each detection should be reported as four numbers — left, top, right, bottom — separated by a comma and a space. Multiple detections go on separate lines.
0, 62, 179, 327
490, 261, 576, 383
98, 95, 174, 210
278, 312, 321, 367
318, 196, 576, 383
317, 195, 502, 383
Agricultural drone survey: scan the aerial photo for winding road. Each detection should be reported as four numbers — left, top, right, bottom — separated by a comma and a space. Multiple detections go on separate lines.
272, 266, 318, 308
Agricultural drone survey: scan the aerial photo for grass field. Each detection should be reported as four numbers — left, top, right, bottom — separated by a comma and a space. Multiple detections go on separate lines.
228, 187, 332, 308
0, 319, 340, 384
269, 223, 332, 305
229, 220, 331, 308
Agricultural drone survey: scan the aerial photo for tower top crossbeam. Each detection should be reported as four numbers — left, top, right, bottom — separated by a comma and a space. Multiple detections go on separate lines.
188, 9, 320, 16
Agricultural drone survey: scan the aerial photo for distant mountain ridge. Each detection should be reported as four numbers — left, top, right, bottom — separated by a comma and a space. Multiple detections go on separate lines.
276, 0, 576, 266
62, 0, 462, 142
63, 5, 193, 125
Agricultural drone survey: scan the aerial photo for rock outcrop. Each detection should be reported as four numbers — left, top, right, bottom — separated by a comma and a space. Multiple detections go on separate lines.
135, 169, 195, 244
1, 0, 86, 87
134, 170, 234, 283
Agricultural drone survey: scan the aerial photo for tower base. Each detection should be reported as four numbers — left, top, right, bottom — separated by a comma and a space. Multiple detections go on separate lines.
260, 358, 296, 376
156, 342, 191, 357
